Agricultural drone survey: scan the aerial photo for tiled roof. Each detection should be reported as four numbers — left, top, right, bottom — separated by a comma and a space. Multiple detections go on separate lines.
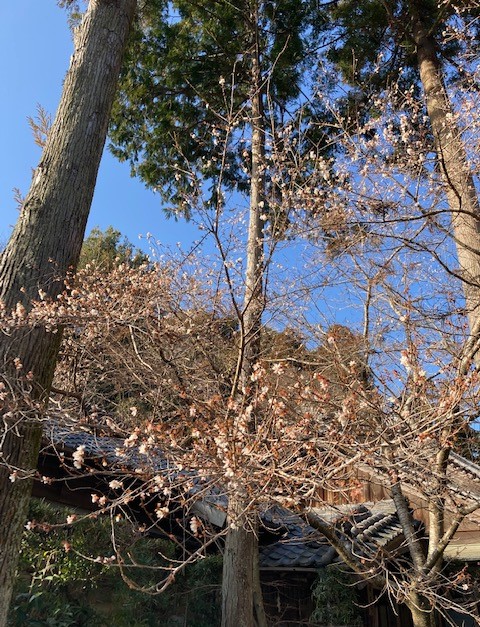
41, 421, 229, 525
259, 506, 335, 569
41, 422, 480, 569
259, 501, 404, 570
310, 501, 405, 555
42, 422, 170, 472
447, 452, 480, 504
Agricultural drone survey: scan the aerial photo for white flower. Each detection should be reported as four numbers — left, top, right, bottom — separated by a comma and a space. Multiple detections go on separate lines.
72, 445, 86, 469
190, 516, 200, 535
271, 362, 285, 375
155, 506, 169, 519
109, 479, 123, 490
400, 351, 411, 372
124, 432, 139, 447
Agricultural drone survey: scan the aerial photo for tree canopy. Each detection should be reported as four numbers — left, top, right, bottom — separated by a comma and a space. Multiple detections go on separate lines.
109, 0, 324, 215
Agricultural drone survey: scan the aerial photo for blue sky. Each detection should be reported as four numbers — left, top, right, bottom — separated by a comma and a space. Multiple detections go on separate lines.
0, 3, 371, 333
0, 1, 201, 252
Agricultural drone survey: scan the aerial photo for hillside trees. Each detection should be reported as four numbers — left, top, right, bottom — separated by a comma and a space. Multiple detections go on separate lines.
0, 1, 137, 623
78, 225, 148, 270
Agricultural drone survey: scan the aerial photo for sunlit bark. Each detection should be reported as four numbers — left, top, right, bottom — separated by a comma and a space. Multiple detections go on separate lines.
0, 1, 136, 623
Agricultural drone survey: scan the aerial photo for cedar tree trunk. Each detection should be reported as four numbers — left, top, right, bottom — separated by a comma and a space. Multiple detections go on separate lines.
222, 494, 256, 627
221, 2, 267, 625
411, 6, 480, 339
0, 1, 136, 623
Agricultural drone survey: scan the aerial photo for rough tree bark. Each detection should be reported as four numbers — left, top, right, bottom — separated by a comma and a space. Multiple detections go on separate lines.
221, 2, 267, 625
404, 8, 480, 623
410, 3, 480, 338
0, 1, 136, 623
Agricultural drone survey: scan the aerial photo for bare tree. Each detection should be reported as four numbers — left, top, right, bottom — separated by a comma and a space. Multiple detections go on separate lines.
17, 195, 480, 626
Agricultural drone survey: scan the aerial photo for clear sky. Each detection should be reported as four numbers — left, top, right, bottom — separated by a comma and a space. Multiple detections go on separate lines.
0, 1, 201, 252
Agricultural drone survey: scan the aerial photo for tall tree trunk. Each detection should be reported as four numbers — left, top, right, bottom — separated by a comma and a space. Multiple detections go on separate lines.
409, 15, 476, 612
0, 1, 136, 623
411, 5, 480, 338
221, 2, 267, 625
222, 493, 256, 627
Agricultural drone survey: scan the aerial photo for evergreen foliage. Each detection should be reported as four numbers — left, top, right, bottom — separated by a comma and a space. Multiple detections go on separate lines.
310, 567, 363, 626
323, 0, 479, 93
10, 500, 222, 627
109, 0, 322, 216
79, 226, 148, 270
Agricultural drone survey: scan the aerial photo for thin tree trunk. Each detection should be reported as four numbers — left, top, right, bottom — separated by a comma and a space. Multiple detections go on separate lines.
411, 6, 480, 338
390, 482, 440, 626
0, 1, 136, 623
426, 449, 448, 572
390, 483, 426, 570
408, 16, 477, 619
221, 2, 267, 624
